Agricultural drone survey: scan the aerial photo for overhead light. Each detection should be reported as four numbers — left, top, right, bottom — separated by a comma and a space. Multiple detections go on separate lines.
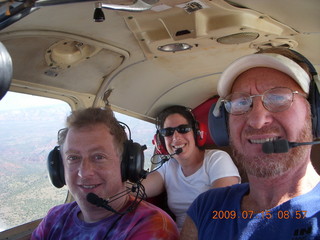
158, 43, 192, 53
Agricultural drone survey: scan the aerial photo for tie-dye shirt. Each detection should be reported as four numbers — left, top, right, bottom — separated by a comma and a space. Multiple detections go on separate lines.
31, 196, 179, 240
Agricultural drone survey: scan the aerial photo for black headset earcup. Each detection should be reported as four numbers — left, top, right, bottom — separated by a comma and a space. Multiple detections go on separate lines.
308, 80, 320, 138
289, 49, 320, 138
121, 140, 146, 183
47, 146, 65, 188
208, 102, 229, 146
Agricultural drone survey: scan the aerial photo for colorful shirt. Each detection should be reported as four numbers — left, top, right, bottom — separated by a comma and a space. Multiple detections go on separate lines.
31, 195, 179, 240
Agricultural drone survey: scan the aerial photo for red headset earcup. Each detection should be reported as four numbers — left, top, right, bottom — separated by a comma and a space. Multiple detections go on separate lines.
152, 131, 168, 154
196, 122, 208, 147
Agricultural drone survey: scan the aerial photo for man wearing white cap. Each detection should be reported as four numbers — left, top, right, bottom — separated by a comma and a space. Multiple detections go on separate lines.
180, 47, 320, 239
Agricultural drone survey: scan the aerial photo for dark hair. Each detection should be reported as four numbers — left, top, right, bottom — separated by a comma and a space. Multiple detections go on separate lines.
156, 105, 205, 149
156, 105, 197, 130
58, 107, 127, 156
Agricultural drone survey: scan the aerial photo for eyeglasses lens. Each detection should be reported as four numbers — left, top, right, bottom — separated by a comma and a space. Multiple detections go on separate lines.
263, 87, 293, 112
224, 93, 252, 115
224, 87, 294, 115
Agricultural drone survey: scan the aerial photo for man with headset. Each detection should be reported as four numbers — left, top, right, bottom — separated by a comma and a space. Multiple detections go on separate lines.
180, 47, 320, 239
32, 107, 179, 239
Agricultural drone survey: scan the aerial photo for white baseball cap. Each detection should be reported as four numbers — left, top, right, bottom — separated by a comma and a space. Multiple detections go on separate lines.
213, 53, 311, 117
218, 53, 311, 97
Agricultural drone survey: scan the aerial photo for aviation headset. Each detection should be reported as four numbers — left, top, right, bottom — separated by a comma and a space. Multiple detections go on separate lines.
47, 123, 147, 189
209, 49, 320, 146
153, 105, 207, 154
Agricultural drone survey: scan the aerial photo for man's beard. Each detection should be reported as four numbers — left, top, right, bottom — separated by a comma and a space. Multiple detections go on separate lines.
231, 118, 313, 178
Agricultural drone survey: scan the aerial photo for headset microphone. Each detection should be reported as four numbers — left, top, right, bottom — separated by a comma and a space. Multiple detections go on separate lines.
262, 139, 320, 154
86, 193, 117, 213
174, 148, 183, 155
86, 179, 146, 215
148, 148, 183, 175
161, 148, 183, 162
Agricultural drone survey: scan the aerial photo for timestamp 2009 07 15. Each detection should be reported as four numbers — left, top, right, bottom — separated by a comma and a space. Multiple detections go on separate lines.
212, 210, 307, 220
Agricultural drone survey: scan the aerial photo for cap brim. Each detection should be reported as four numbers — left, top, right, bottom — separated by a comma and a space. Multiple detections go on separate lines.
217, 53, 310, 97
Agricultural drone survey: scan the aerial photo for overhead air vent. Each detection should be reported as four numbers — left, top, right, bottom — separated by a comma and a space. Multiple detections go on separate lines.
45, 40, 101, 69
217, 32, 259, 44
250, 39, 298, 50
175, 29, 192, 37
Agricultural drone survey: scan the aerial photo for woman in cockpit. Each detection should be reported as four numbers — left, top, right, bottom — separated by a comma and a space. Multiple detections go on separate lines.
142, 105, 241, 231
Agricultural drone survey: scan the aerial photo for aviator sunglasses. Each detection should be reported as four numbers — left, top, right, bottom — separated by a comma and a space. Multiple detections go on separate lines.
159, 124, 192, 137
222, 87, 306, 115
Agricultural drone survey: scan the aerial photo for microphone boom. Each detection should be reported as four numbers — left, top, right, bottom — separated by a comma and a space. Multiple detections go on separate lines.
87, 193, 116, 213
262, 139, 320, 154
174, 148, 183, 155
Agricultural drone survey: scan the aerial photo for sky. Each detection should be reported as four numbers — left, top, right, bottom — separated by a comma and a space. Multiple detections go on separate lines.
0, 91, 68, 111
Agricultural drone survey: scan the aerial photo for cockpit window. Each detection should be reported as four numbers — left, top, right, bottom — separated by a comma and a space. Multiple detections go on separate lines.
0, 92, 155, 232
114, 112, 154, 171
0, 92, 69, 232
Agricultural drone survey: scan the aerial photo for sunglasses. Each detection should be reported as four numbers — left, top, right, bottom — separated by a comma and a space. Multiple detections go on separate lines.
159, 124, 192, 137
222, 87, 305, 115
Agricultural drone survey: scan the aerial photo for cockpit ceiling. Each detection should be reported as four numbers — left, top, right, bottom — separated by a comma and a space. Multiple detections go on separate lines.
125, 0, 298, 58
0, 0, 318, 119
1, 36, 126, 94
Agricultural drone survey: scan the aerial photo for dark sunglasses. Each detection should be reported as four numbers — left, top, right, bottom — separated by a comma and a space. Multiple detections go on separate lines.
159, 124, 192, 137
